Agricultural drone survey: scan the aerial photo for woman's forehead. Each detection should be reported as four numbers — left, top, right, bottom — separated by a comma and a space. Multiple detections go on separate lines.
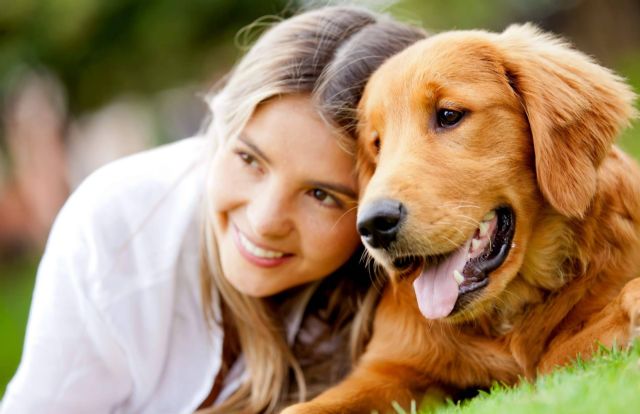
241, 95, 357, 182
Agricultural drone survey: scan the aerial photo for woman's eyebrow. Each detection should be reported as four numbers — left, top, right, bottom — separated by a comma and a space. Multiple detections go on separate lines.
238, 134, 270, 162
238, 133, 356, 199
306, 180, 357, 199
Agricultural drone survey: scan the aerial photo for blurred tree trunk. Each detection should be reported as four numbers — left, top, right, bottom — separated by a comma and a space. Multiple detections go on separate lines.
545, 0, 640, 66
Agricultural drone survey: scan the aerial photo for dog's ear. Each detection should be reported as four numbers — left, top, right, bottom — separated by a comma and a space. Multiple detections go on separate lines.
498, 24, 636, 218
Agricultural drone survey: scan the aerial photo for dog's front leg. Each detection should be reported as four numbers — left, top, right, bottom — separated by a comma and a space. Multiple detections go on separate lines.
281, 360, 435, 414
537, 278, 640, 373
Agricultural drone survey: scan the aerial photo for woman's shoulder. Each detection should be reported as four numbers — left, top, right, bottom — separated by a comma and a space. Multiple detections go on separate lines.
66, 136, 207, 221
10, 137, 218, 413
47, 136, 209, 302
76, 136, 208, 203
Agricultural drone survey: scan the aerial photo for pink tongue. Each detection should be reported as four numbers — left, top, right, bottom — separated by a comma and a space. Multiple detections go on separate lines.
413, 239, 471, 319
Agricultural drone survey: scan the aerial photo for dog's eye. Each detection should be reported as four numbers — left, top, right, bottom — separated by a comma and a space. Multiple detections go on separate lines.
437, 109, 465, 128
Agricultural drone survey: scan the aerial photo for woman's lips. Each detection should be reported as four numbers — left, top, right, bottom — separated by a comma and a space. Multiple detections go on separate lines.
232, 225, 293, 268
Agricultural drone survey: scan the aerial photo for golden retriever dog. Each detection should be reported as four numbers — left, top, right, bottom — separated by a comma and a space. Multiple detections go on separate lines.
283, 24, 640, 413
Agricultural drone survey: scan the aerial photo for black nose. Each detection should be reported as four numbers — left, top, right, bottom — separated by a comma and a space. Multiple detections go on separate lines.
357, 199, 406, 249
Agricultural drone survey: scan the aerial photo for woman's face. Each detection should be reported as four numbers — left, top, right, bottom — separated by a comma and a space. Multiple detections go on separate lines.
210, 94, 361, 297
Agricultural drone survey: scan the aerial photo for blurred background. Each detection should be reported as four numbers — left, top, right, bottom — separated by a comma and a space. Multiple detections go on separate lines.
1, 0, 639, 396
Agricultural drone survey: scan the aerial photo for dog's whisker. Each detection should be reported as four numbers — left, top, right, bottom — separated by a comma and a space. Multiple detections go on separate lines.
440, 234, 461, 251
330, 205, 358, 232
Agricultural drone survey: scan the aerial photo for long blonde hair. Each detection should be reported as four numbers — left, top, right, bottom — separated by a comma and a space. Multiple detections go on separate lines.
198, 6, 425, 413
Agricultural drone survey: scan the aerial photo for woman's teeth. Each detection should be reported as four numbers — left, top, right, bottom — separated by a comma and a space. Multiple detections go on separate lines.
238, 232, 285, 259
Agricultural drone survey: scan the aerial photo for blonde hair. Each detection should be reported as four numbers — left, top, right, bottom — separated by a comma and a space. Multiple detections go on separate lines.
198, 6, 425, 413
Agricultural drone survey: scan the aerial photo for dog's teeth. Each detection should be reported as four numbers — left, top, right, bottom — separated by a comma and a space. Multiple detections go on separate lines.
483, 210, 496, 221
453, 270, 465, 285
479, 222, 490, 237
471, 238, 482, 252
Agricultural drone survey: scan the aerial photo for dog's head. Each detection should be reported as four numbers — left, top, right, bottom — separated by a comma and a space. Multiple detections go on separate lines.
356, 24, 636, 322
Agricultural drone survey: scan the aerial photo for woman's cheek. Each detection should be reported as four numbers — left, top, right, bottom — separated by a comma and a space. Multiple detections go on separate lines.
306, 209, 360, 266
334, 211, 361, 251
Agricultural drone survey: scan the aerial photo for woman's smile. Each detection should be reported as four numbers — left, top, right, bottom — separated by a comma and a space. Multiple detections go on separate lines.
232, 223, 294, 268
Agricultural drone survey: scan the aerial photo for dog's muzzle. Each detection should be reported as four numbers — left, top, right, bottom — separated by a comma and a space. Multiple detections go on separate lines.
357, 198, 406, 249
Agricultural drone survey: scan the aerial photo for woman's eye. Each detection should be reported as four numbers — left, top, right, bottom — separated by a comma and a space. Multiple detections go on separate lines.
437, 109, 465, 128
237, 151, 260, 169
310, 188, 340, 207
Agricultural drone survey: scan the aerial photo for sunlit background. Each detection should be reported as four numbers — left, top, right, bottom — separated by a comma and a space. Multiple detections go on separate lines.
1, 0, 639, 396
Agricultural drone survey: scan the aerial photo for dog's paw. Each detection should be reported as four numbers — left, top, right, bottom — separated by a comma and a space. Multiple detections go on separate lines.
621, 278, 640, 341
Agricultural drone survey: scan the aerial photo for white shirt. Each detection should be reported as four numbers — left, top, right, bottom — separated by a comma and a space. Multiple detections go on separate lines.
1, 137, 313, 414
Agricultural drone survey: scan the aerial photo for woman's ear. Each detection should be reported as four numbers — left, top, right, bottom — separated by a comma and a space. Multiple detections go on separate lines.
498, 24, 636, 218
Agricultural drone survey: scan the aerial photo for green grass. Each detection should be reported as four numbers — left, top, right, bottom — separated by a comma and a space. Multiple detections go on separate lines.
0, 256, 38, 397
407, 343, 640, 414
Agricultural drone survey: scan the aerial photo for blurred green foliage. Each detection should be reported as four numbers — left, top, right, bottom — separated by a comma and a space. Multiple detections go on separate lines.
396, 0, 617, 28
0, 0, 290, 113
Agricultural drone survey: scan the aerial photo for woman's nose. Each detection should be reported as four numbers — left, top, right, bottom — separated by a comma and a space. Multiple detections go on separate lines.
246, 187, 294, 239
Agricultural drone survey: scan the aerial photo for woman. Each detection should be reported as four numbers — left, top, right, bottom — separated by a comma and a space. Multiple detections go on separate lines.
1, 6, 425, 414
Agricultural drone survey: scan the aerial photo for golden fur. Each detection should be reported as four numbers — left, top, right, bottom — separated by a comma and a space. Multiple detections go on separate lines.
283, 24, 640, 413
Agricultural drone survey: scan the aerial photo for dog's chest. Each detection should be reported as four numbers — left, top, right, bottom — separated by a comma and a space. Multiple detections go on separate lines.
442, 315, 527, 386
442, 338, 522, 388
425, 321, 523, 388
